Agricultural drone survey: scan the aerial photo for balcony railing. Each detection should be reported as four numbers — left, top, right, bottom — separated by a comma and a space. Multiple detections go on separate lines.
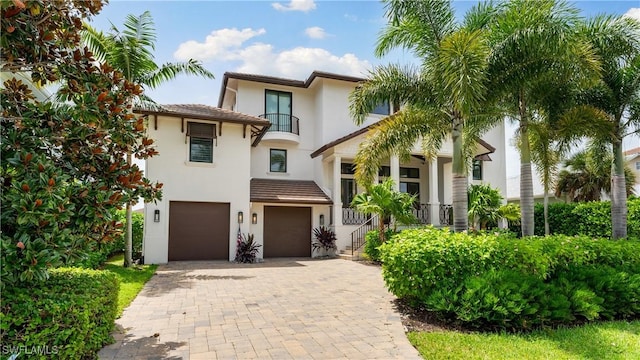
439, 204, 453, 226
259, 113, 299, 135
412, 204, 430, 224
342, 207, 370, 225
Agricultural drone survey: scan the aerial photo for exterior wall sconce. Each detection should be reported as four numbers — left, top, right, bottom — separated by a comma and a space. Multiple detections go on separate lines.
154, 209, 160, 222
237, 211, 243, 224
252, 213, 258, 224
319, 214, 325, 226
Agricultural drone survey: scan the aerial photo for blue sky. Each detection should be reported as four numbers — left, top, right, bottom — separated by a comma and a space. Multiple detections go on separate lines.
90, 1, 640, 177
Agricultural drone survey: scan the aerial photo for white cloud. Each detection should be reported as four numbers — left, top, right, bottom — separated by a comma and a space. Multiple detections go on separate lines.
272, 0, 316, 12
304, 26, 327, 39
173, 28, 266, 61
174, 26, 371, 80
624, 8, 640, 21
235, 46, 371, 80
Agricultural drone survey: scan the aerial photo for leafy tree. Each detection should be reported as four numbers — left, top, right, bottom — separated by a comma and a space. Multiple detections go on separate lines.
482, 0, 600, 236
82, 11, 215, 266
1, 0, 162, 287
351, 179, 416, 242
555, 144, 636, 202
577, 15, 640, 239
350, 0, 501, 232
467, 183, 519, 230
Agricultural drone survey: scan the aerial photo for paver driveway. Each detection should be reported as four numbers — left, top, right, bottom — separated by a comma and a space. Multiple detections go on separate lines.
99, 258, 420, 359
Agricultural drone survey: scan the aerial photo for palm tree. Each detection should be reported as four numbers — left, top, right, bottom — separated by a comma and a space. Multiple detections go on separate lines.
82, 11, 215, 266
351, 179, 416, 242
578, 15, 640, 239
350, 0, 501, 232
483, 0, 601, 237
555, 144, 636, 202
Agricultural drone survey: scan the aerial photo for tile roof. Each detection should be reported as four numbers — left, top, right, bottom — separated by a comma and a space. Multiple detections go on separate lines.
310, 119, 496, 159
137, 104, 270, 126
624, 147, 640, 156
219, 71, 366, 107
250, 179, 333, 205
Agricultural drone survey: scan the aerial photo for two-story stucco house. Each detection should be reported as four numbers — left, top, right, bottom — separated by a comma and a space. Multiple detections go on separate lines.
138, 71, 506, 264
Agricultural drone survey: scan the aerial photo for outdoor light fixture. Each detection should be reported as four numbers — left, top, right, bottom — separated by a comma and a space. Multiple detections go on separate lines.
319, 214, 325, 226
154, 209, 160, 222
237, 211, 243, 224
252, 213, 258, 224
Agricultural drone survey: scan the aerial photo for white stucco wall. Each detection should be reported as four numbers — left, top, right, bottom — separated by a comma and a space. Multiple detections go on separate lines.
143, 115, 252, 263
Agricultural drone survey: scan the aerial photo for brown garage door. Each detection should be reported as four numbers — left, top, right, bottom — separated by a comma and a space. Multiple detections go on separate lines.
168, 201, 230, 261
264, 206, 311, 257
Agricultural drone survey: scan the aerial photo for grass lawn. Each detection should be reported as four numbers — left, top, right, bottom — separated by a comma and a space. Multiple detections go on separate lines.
102, 254, 157, 316
408, 320, 640, 360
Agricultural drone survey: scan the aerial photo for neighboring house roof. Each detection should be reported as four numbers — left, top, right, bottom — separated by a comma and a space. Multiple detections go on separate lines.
309, 119, 496, 159
218, 71, 365, 107
624, 147, 640, 156
250, 179, 333, 205
136, 104, 271, 146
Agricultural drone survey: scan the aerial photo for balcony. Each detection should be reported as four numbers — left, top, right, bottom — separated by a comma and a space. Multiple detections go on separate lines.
259, 113, 300, 144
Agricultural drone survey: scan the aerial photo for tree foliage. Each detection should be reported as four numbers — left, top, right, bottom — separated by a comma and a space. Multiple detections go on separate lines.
351, 179, 416, 242
1, 0, 162, 288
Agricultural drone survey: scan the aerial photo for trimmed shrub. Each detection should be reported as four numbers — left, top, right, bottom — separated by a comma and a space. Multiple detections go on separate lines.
363, 229, 395, 262
508, 198, 640, 238
0, 268, 119, 359
380, 227, 640, 329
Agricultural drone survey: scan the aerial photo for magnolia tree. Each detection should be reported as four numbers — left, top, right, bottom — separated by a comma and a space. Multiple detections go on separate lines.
0, 0, 162, 288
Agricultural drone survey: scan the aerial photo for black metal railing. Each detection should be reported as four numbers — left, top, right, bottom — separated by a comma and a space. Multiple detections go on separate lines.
351, 215, 380, 256
342, 207, 369, 225
439, 204, 453, 226
259, 113, 299, 135
412, 203, 430, 224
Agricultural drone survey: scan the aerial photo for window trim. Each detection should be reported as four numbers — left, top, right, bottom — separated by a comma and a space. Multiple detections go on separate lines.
269, 148, 287, 173
187, 122, 215, 164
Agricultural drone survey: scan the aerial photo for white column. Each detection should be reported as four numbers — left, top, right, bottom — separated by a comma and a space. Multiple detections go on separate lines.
390, 155, 400, 191
429, 158, 440, 225
333, 156, 343, 226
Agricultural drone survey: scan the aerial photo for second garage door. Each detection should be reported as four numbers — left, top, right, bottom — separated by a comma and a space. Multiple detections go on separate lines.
263, 206, 311, 257
168, 201, 230, 261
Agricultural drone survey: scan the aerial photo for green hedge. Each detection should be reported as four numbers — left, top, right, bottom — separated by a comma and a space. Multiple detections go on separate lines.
509, 198, 640, 238
0, 268, 119, 359
363, 229, 395, 262
380, 227, 640, 329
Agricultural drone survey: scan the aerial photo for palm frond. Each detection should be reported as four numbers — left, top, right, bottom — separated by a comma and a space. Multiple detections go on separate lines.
349, 64, 429, 124
142, 60, 215, 89
353, 106, 446, 187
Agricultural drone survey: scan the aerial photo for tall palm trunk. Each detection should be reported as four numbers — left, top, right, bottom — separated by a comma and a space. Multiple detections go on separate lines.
611, 138, 627, 239
452, 117, 468, 232
519, 94, 535, 237
124, 152, 133, 267
543, 187, 550, 236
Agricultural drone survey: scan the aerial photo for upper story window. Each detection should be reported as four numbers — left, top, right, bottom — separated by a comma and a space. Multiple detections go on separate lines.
472, 159, 483, 180
265, 90, 294, 132
187, 122, 215, 163
270, 149, 287, 173
341, 163, 356, 175
400, 167, 419, 179
378, 166, 391, 177
636, 161, 640, 170
371, 100, 390, 116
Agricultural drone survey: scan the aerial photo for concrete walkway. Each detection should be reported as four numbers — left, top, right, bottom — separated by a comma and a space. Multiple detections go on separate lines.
98, 258, 420, 359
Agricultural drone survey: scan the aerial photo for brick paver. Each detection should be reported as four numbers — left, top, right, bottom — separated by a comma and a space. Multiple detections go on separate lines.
99, 259, 420, 359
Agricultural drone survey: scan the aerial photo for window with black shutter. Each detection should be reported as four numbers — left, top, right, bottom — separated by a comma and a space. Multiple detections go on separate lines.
187, 122, 215, 163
